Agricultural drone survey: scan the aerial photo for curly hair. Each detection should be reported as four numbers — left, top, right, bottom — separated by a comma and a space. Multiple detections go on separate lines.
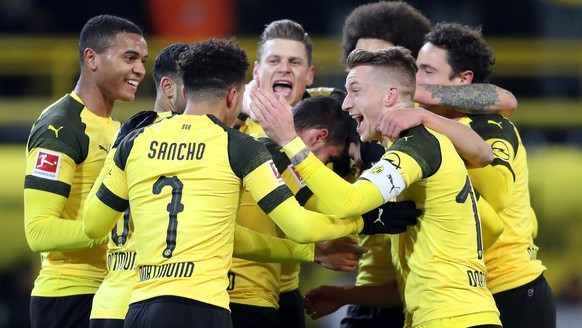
178, 38, 249, 99
424, 22, 495, 83
342, 1, 431, 63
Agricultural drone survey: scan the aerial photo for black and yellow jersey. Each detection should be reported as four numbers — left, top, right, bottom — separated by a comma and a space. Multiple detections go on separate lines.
461, 114, 545, 294
24, 92, 119, 297
83, 114, 363, 311
89, 110, 175, 319
281, 125, 501, 327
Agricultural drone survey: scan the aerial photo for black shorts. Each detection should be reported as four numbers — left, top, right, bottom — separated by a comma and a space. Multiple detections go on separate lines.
230, 302, 281, 328
340, 304, 404, 328
124, 296, 232, 328
30, 294, 94, 328
90, 319, 124, 328
278, 289, 305, 328
493, 273, 556, 328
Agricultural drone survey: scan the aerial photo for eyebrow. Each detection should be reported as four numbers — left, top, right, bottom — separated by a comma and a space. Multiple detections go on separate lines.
418, 63, 436, 71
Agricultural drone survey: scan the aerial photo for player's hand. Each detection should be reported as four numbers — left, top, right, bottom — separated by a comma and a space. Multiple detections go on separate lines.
314, 237, 368, 272
360, 201, 421, 235
249, 88, 297, 146
304, 285, 348, 320
376, 108, 423, 141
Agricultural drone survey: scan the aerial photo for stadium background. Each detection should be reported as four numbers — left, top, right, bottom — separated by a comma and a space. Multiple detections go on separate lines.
1, 0, 582, 327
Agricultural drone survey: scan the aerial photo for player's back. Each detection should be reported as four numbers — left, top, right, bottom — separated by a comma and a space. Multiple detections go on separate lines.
116, 114, 250, 309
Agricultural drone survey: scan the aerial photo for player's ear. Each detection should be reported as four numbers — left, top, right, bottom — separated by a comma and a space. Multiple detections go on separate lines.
84, 48, 98, 71
226, 87, 238, 110
459, 70, 474, 84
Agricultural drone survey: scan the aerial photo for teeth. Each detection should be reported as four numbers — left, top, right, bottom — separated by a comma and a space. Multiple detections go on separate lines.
127, 80, 138, 86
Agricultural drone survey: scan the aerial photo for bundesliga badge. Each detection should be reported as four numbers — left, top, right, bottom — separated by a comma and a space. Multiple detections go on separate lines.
32, 149, 62, 180
267, 160, 284, 185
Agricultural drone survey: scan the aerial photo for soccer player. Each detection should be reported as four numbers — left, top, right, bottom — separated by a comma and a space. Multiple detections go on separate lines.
250, 46, 502, 327
229, 95, 372, 328
23, 15, 147, 328
87, 42, 188, 328
82, 38, 419, 328
411, 22, 555, 328
233, 19, 360, 328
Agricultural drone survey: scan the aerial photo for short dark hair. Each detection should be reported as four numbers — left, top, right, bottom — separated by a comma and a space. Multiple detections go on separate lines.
178, 38, 249, 100
424, 22, 495, 83
346, 47, 418, 97
78, 14, 143, 64
293, 96, 350, 147
257, 19, 313, 65
153, 43, 189, 90
342, 1, 431, 63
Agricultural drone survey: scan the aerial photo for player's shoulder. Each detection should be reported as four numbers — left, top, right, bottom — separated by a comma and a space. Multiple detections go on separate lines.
27, 94, 88, 160
467, 114, 519, 150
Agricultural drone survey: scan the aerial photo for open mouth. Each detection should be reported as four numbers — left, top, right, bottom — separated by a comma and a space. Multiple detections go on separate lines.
273, 80, 292, 99
351, 114, 364, 128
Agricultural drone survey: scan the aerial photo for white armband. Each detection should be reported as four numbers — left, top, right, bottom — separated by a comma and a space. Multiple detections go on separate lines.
359, 159, 405, 203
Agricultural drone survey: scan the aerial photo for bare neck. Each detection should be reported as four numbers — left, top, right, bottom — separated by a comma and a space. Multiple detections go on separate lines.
73, 76, 114, 118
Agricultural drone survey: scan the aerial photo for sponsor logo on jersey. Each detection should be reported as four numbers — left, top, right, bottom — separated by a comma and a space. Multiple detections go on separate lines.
287, 164, 306, 188
47, 125, 63, 138
32, 148, 62, 180
491, 140, 510, 161
487, 120, 503, 129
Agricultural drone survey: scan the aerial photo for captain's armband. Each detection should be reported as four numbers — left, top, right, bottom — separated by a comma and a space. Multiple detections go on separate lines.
359, 159, 406, 203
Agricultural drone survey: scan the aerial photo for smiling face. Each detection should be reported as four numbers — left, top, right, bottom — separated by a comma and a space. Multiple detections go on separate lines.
253, 38, 314, 107
94, 32, 148, 102
415, 42, 458, 86
342, 65, 386, 142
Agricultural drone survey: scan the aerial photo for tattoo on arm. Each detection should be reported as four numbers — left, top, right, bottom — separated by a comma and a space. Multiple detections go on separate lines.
290, 148, 310, 166
423, 84, 501, 114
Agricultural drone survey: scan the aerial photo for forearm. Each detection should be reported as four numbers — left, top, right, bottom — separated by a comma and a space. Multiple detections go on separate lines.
268, 199, 363, 244
233, 224, 315, 263
340, 282, 402, 307
416, 83, 517, 117
282, 137, 385, 218
420, 110, 493, 168
83, 191, 122, 240
24, 189, 106, 252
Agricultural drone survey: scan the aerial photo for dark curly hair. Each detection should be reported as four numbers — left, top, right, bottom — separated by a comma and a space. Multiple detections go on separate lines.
342, 1, 431, 63
424, 22, 495, 83
178, 38, 249, 99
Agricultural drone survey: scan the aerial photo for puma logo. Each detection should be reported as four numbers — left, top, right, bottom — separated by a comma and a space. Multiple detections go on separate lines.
402, 135, 414, 141
487, 120, 503, 129
98, 145, 109, 153
48, 125, 63, 137
373, 208, 385, 226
